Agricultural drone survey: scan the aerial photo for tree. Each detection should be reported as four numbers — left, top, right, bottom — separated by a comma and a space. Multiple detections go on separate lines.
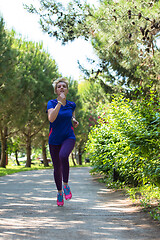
14, 39, 60, 167
24, 0, 91, 44
0, 17, 19, 168
87, 0, 160, 94
76, 80, 107, 164
25, 0, 160, 95
32, 130, 50, 167
7, 137, 22, 166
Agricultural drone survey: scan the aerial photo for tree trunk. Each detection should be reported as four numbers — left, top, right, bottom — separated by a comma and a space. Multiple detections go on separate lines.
71, 152, 76, 166
15, 150, 20, 166
25, 135, 32, 167
74, 145, 78, 164
42, 139, 49, 167
78, 145, 82, 165
0, 127, 8, 168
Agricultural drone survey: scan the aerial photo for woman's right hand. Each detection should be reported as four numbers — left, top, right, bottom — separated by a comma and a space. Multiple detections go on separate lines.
57, 93, 66, 106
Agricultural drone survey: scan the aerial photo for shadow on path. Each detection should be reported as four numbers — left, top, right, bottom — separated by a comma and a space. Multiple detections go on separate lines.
0, 167, 159, 240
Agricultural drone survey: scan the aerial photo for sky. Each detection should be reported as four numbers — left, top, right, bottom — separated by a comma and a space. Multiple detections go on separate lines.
0, 0, 99, 80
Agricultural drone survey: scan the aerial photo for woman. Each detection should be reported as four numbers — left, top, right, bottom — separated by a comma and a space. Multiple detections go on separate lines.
47, 77, 79, 206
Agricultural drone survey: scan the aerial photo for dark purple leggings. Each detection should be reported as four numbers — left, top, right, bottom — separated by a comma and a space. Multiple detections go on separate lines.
49, 138, 75, 191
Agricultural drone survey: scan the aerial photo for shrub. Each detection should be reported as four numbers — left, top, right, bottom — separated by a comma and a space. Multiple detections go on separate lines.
86, 93, 160, 187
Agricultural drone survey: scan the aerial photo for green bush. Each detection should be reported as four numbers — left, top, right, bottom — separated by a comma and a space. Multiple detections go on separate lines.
86, 93, 160, 187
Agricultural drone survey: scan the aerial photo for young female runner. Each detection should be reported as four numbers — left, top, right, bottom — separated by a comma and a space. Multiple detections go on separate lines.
47, 78, 79, 206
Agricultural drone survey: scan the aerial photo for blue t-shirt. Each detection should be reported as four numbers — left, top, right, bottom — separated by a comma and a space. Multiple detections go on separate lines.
47, 99, 76, 145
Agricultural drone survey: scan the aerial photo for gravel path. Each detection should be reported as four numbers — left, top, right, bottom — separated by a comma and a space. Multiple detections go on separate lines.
0, 167, 159, 240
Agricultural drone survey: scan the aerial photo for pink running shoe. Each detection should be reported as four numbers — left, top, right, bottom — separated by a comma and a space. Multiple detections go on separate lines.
57, 192, 64, 206
63, 185, 72, 200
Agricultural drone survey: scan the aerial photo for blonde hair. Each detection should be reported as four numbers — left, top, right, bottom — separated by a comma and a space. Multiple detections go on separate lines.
52, 77, 69, 94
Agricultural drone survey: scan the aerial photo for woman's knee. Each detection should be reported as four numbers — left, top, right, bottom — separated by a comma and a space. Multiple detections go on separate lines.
59, 152, 68, 162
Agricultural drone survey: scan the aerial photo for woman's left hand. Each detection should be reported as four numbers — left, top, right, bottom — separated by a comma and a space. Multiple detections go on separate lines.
73, 119, 79, 128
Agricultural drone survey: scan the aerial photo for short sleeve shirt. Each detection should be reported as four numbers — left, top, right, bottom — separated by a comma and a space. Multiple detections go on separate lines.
47, 99, 76, 145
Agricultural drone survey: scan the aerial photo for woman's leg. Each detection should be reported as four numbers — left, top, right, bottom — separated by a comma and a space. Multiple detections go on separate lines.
49, 144, 62, 192
59, 139, 75, 184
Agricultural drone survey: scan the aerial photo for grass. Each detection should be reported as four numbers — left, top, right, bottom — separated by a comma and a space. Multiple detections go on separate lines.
127, 184, 160, 221
0, 159, 91, 177
0, 164, 53, 177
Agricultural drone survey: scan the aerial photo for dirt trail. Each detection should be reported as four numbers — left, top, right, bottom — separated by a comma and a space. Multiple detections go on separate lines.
0, 167, 159, 240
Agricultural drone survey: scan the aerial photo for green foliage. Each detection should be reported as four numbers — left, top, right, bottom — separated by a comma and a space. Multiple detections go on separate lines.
24, 0, 91, 44
86, 93, 160, 187
0, 18, 19, 126
88, 0, 160, 92
25, 0, 160, 95
0, 19, 18, 111
15, 39, 59, 124
127, 184, 160, 221
76, 80, 107, 153
11, 39, 60, 167
0, 16, 84, 168
0, 17, 20, 167
0, 17, 61, 167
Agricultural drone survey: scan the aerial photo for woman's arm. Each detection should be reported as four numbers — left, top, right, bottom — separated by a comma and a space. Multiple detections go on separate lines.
48, 93, 66, 123
48, 102, 62, 123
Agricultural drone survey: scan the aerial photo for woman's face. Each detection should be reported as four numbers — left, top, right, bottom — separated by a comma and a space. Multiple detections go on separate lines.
56, 81, 68, 96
